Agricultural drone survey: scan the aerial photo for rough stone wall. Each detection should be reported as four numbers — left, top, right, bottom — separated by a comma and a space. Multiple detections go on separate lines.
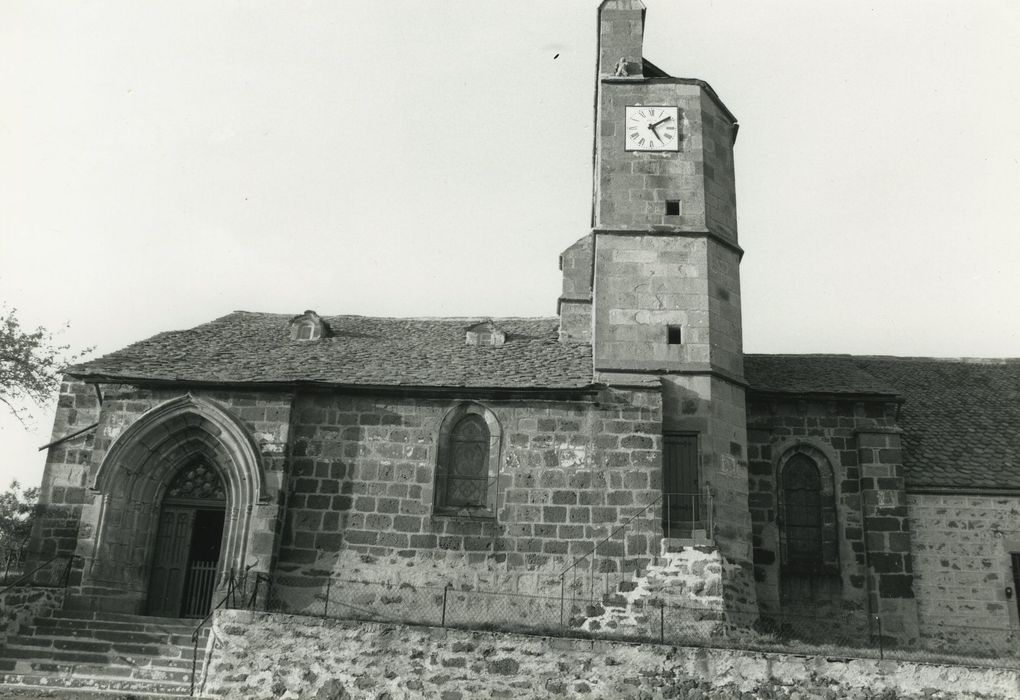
707, 238, 743, 379
557, 233, 594, 344
858, 428, 919, 645
278, 389, 665, 599
30, 379, 102, 564
201, 610, 1020, 700
909, 493, 1020, 653
595, 81, 731, 236
746, 396, 906, 641
658, 374, 756, 614
31, 382, 292, 611
82, 386, 292, 481
593, 234, 712, 371
700, 92, 739, 241
0, 587, 63, 648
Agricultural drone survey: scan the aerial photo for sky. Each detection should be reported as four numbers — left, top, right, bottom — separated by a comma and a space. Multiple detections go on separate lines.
2, 0, 1019, 488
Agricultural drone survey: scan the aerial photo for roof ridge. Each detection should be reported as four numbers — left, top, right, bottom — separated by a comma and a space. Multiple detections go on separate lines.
227, 310, 558, 322
746, 352, 1020, 363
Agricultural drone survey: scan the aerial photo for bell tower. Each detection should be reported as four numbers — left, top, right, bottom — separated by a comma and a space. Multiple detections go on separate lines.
561, 0, 755, 610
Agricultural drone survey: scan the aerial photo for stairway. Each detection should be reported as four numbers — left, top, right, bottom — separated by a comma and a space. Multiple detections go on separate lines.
0, 609, 211, 697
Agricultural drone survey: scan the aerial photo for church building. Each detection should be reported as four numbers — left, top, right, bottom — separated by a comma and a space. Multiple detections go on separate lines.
26, 0, 1020, 657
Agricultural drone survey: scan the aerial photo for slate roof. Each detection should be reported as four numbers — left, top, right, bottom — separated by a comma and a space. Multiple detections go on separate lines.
71, 314, 1019, 490
745, 354, 1020, 491
859, 357, 1020, 491
69, 312, 595, 390
743, 354, 899, 396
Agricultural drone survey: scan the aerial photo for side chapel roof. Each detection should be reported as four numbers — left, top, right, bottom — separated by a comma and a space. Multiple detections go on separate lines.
745, 354, 1020, 491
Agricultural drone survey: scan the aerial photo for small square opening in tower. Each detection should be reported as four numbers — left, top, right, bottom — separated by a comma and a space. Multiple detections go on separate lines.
665, 200, 681, 216
667, 326, 683, 345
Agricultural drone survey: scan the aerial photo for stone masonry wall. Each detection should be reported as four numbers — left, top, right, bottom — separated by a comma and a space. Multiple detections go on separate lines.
200, 610, 1020, 699
746, 396, 903, 641
30, 379, 102, 564
278, 389, 667, 600
909, 493, 1020, 654
32, 382, 292, 602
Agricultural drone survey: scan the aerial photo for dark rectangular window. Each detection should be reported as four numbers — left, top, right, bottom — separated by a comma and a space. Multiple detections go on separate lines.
1012, 553, 1020, 620
662, 433, 701, 538
665, 200, 681, 216
667, 326, 682, 344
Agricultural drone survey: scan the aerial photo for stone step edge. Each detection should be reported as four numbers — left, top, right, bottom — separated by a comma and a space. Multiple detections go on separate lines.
9, 662, 195, 686
22, 629, 211, 647
3, 642, 206, 666
44, 609, 202, 626
3, 651, 205, 672
0, 672, 194, 696
38, 617, 209, 634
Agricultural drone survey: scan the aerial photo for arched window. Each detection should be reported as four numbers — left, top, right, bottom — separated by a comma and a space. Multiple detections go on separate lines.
435, 404, 501, 517
782, 455, 823, 568
777, 448, 839, 575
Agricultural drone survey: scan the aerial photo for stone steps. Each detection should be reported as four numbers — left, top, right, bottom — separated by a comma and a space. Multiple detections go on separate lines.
0, 609, 213, 697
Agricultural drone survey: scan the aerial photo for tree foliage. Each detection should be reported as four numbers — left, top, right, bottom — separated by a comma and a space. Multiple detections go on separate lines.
0, 305, 90, 425
0, 480, 39, 551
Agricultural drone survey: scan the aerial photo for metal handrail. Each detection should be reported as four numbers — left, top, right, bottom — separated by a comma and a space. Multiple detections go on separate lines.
558, 493, 663, 581
557, 489, 711, 582
0, 553, 76, 596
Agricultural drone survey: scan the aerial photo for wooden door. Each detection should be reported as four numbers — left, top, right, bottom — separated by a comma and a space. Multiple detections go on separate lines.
180, 509, 226, 618
663, 433, 700, 537
146, 506, 195, 617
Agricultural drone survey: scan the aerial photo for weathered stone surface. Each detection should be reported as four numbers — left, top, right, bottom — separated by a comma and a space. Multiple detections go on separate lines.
202, 611, 1019, 699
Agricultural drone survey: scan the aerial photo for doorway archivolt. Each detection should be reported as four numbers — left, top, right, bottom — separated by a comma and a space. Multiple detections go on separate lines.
75, 394, 272, 614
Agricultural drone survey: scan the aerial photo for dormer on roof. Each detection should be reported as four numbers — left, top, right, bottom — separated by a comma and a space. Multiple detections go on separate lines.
465, 320, 506, 347
289, 310, 331, 341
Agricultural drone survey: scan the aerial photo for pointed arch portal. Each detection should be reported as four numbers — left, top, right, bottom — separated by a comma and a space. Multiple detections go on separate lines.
72, 395, 276, 616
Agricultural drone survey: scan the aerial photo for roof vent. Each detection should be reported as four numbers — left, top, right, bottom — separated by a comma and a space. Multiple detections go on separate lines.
465, 320, 505, 347
289, 310, 331, 341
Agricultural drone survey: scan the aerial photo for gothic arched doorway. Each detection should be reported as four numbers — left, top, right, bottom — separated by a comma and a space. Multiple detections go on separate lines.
73, 395, 278, 616
146, 462, 227, 618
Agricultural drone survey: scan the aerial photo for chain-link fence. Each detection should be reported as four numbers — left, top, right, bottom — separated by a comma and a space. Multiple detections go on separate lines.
236, 573, 1019, 670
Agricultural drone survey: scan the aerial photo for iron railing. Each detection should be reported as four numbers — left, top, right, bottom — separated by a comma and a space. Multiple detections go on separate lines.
240, 573, 1020, 671
0, 550, 78, 598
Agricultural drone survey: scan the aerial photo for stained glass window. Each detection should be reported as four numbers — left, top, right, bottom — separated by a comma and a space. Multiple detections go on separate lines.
437, 414, 490, 509
782, 454, 823, 567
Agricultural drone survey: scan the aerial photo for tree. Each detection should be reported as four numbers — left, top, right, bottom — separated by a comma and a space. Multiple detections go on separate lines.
0, 305, 90, 425
0, 480, 39, 551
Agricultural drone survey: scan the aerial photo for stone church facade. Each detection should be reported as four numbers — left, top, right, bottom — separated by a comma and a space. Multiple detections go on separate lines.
28, 0, 1020, 654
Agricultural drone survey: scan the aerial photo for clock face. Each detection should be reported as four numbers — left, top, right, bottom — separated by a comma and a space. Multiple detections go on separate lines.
625, 105, 680, 152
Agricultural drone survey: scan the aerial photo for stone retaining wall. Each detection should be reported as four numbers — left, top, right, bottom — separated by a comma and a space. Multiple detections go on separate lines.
0, 587, 63, 647
201, 610, 1019, 699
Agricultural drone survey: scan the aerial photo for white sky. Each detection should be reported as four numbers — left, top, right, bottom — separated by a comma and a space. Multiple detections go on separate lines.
2, 0, 1019, 488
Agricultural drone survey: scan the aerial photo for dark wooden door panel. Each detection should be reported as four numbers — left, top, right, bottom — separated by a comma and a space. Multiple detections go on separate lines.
663, 433, 700, 535
146, 506, 195, 617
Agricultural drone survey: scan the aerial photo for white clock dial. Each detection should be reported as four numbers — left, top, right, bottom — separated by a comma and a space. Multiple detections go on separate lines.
625, 105, 680, 152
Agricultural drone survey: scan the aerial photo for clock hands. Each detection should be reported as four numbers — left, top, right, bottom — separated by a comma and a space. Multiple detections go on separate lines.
647, 115, 673, 142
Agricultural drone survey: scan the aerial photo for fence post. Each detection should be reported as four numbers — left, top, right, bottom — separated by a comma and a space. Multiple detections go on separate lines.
324, 577, 332, 619
876, 615, 884, 659
442, 584, 451, 628
665, 493, 670, 539
559, 575, 565, 629
660, 603, 665, 644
